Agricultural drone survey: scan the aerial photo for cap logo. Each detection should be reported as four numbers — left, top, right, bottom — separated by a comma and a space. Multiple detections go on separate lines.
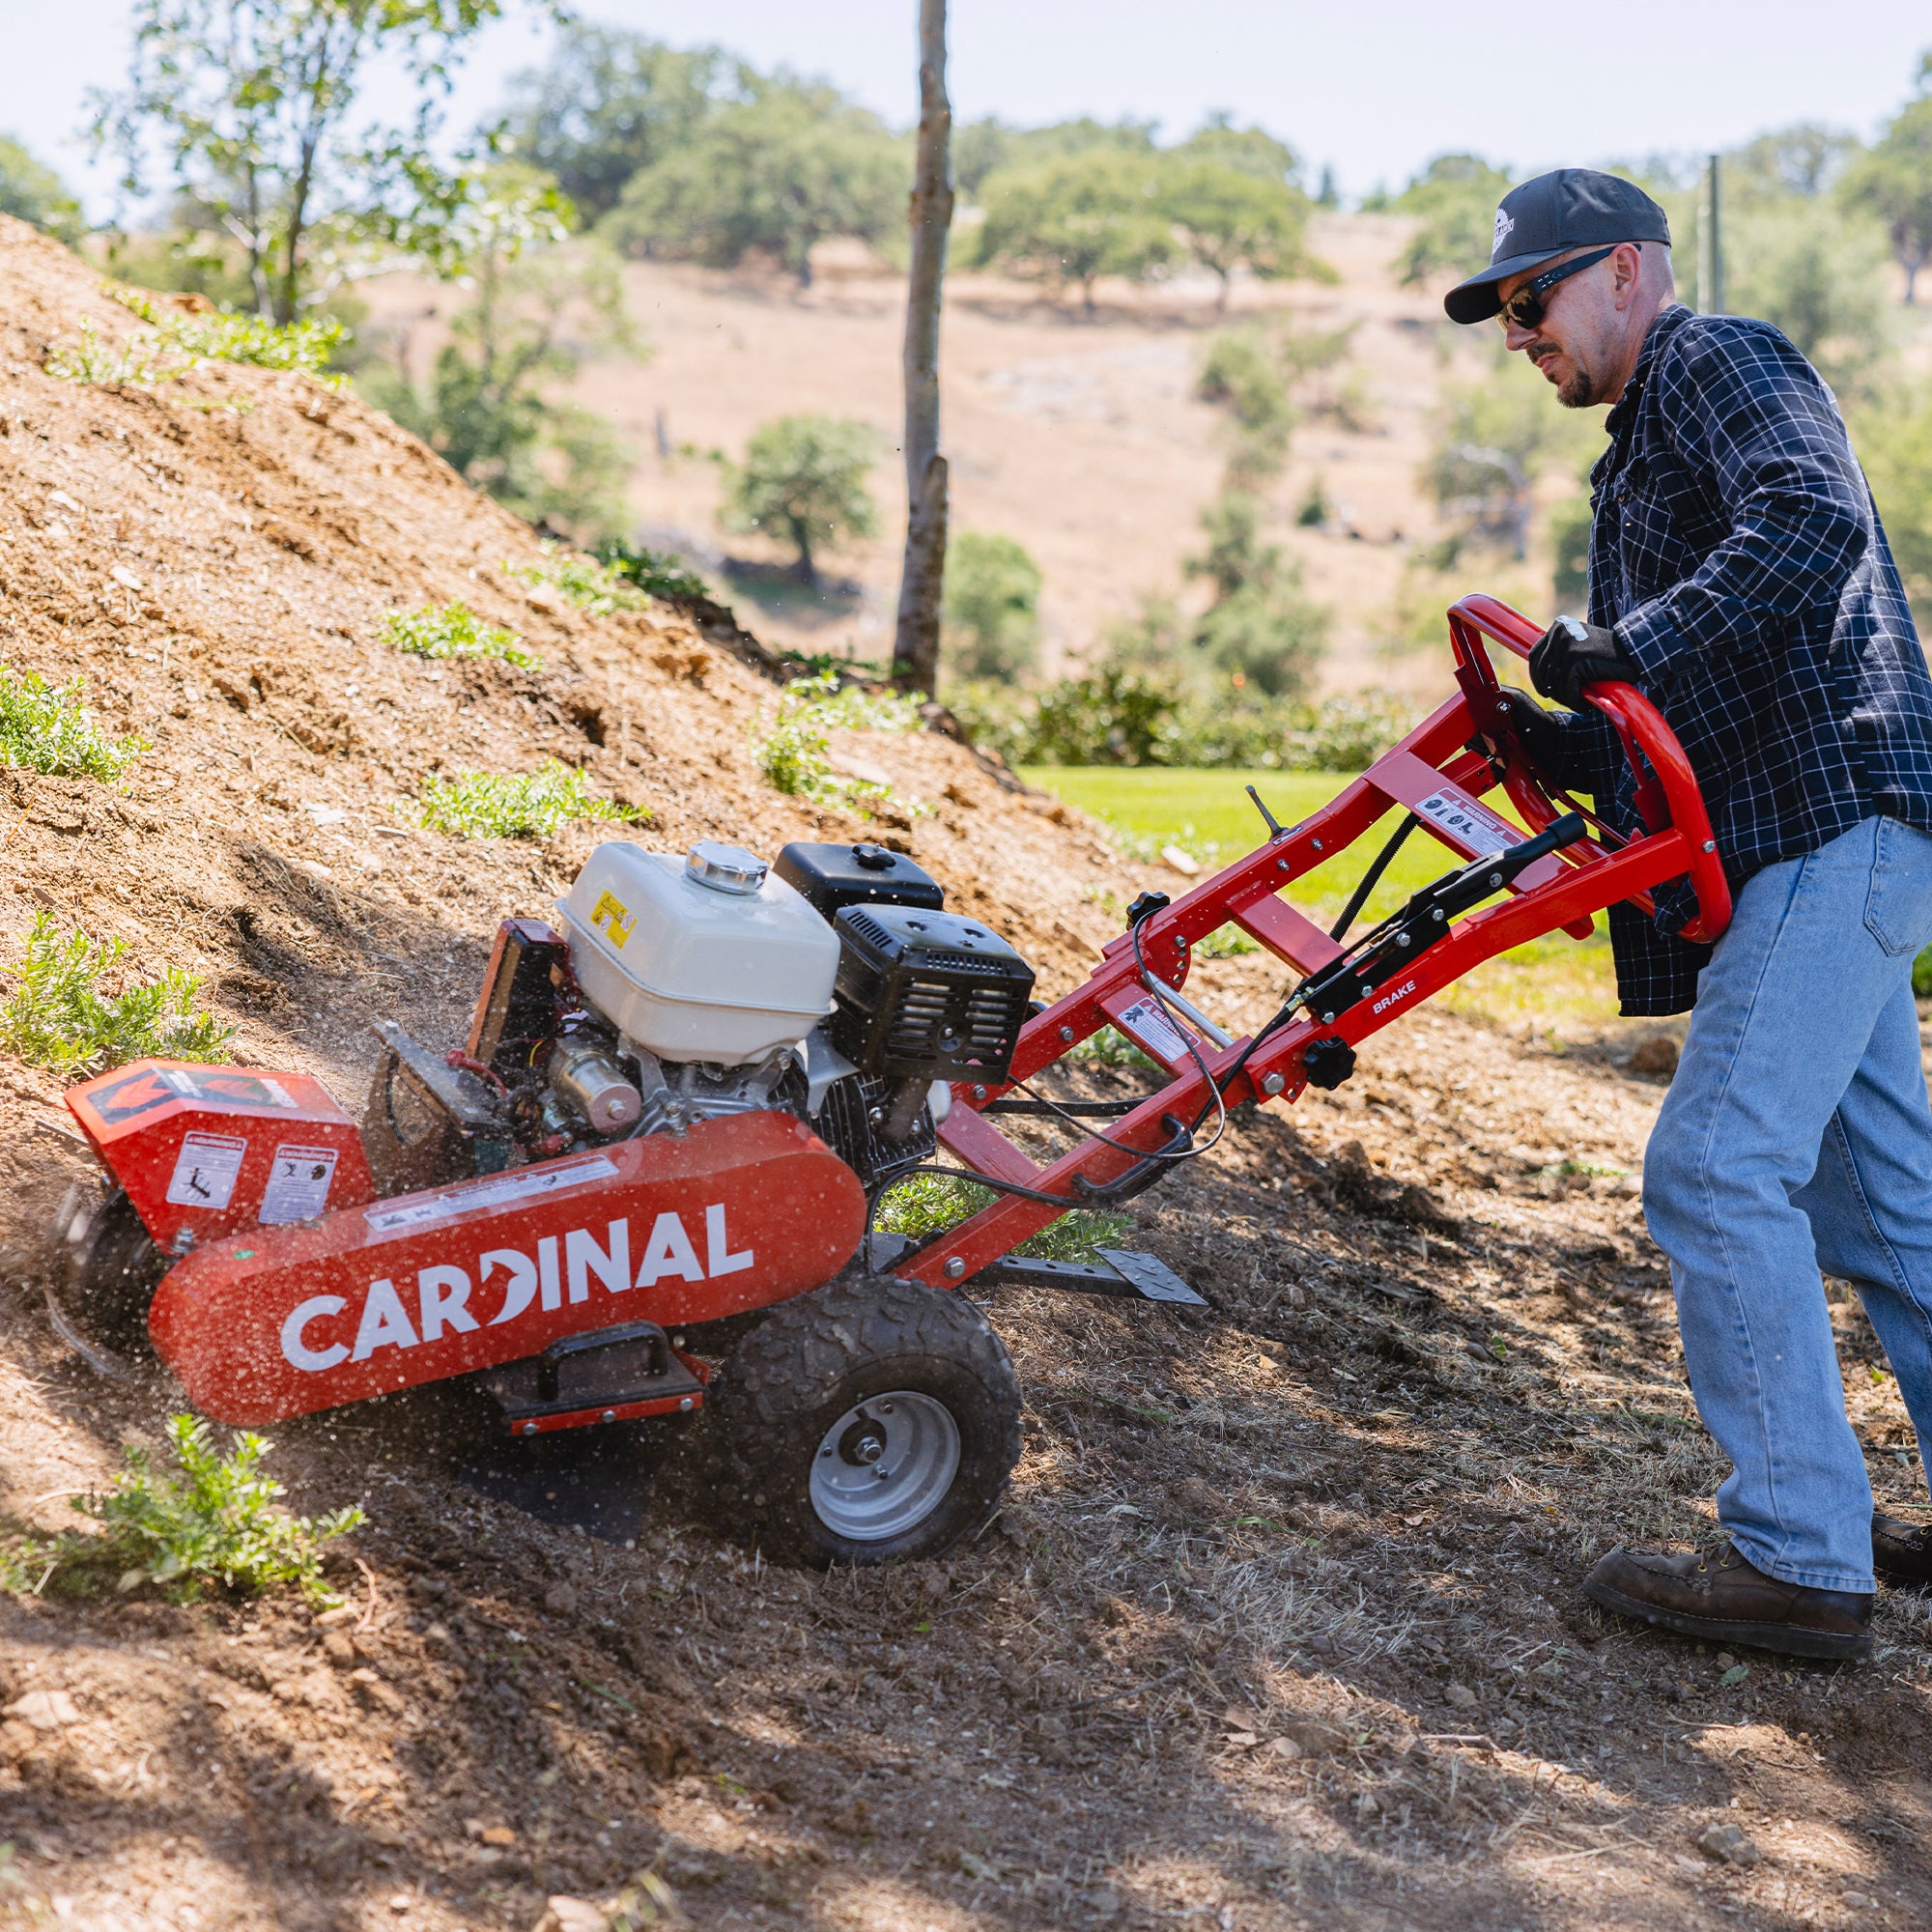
1492, 207, 1516, 254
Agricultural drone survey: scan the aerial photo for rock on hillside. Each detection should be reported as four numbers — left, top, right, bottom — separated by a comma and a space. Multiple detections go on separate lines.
0, 213, 1126, 1265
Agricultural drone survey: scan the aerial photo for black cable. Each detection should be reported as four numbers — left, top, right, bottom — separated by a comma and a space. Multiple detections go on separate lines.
867, 907, 1243, 1250
1329, 812, 1419, 942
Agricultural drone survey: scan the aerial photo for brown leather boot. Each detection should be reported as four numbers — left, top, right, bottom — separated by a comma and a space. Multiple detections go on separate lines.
1582, 1542, 1873, 1661
1873, 1513, 1932, 1588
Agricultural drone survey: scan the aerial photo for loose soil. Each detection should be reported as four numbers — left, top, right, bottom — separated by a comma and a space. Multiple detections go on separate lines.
2, 214, 1930, 1932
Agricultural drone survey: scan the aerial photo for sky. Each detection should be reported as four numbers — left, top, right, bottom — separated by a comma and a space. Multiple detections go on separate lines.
8, 0, 1930, 217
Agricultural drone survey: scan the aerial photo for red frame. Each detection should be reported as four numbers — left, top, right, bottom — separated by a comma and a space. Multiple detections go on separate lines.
900, 594, 1730, 1292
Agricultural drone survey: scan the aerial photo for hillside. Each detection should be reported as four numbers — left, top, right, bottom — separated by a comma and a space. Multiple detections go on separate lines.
359, 214, 1536, 695
2, 213, 1931, 1932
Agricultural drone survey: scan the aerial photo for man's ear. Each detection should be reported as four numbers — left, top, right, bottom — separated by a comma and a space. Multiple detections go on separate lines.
1611, 242, 1644, 310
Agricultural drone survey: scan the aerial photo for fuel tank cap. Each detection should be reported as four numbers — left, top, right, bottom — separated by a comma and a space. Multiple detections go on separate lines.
685, 840, 769, 895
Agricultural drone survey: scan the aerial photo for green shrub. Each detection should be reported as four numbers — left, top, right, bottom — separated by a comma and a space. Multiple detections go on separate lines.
947, 675, 1414, 772
505, 538, 717, 615
0, 913, 234, 1076
46, 288, 348, 390
875, 1170, 1131, 1264
1914, 944, 1932, 1000
751, 672, 921, 810
381, 603, 539, 670
417, 759, 649, 839
66, 1415, 363, 1605
0, 665, 147, 780
944, 531, 1042, 680
592, 538, 713, 605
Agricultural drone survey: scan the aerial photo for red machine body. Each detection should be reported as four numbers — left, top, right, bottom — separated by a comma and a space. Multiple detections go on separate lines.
65, 1059, 376, 1254
124, 1111, 863, 1425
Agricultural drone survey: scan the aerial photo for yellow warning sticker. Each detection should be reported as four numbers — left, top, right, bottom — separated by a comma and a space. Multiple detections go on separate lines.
591, 890, 635, 947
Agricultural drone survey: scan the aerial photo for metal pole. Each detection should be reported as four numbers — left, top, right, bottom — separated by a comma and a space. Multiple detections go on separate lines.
1698, 154, 1722, 315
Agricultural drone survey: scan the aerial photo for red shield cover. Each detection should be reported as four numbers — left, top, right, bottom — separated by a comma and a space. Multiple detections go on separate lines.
149, 1112, 866, 1424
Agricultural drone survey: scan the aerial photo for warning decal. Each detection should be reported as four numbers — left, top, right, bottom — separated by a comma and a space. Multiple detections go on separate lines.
1414, 787, 1520, 858
165, 1132, 248, 1211
363, 1154, 620, 1235
1113, 995, 1195, 1065
259, 1145, 340, 1225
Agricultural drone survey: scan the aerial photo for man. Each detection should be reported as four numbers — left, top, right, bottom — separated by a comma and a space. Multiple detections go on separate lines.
1445, 168, 1932, 1661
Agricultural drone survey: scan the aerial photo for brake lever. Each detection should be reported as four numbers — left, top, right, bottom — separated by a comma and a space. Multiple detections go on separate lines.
1294, 813, 1590, 1025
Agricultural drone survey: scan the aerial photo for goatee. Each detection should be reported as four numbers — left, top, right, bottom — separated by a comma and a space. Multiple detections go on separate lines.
1557, 358, 1600, 409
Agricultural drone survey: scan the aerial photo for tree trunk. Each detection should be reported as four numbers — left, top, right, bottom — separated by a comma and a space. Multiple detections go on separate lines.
892, 0, 954, 696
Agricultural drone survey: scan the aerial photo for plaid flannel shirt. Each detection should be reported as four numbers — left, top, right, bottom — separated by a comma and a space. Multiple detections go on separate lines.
1550, 302, 1932, 1014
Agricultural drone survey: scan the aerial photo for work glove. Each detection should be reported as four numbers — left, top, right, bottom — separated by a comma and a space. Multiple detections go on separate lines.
1493, 687, 1569, 781
1529, 615, 1639, 710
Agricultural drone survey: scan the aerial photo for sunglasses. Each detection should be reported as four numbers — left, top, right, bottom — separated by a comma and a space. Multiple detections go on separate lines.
1498, 245, 1618, 330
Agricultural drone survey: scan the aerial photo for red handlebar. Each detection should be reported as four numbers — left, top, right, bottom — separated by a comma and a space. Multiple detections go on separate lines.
1447, 594, 1731, 945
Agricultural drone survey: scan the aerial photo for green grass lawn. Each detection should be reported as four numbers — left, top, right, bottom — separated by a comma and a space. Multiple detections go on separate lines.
1021, 764, 1621, 1029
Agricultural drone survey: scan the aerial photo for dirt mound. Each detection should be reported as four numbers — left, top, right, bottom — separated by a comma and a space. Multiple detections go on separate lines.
0, 213, 1124, 1253
5, 213, 1931, 1932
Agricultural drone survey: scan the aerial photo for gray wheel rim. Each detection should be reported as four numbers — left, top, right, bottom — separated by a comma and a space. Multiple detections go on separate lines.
809, 1390, 960, 1542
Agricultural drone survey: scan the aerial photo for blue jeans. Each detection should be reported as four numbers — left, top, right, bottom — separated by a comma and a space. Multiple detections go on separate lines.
1643, 814, 1932, 1593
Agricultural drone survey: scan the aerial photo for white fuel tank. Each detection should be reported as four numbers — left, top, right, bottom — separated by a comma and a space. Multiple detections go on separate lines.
557, 841, 839, 1065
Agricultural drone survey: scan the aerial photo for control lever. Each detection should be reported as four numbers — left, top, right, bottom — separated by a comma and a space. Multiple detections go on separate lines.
1295, 813, 1589, 1025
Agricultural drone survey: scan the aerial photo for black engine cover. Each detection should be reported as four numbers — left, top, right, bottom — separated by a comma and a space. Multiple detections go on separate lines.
829, 904, 1036, 1085
773, 840, 946, 921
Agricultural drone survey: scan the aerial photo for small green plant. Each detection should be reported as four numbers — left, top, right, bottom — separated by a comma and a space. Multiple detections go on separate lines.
69, 1415, 363, 1604
0, 913, 234, 1077
0, 1529, 55, 1596
46, 289, 348, 391
502, 541, 720, 616
43, 316, 171, 386
803, 678, 926, 733
1067, 1026, 1161, 1071
1914, 943, 1932, 999
381, 603, 540, 670
1199, 924, 1259, 957
592, 538, 713, 605
159, 307, 346, 384
416, 759, 649, 839
504, 542, 650, 616
876, 1170, 1131, 1264
752, 671, 922, 812
0, 665, 148, 780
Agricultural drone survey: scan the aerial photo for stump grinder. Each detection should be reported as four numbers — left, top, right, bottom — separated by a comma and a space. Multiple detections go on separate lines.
48, 597, 1729, 1565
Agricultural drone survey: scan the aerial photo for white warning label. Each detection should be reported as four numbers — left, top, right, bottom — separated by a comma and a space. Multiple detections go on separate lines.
165, 1132, 247, 1211
259, 1144, 340, 1225
362, 1154, 619, 1234
1414, 786, 1520, 857
1113, 995, 1195, 1065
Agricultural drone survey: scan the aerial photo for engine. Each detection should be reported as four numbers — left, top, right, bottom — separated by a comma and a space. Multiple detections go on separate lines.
360, 838, 1037, 1201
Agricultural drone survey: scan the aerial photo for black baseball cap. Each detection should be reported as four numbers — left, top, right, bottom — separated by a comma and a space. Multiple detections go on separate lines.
1444, 167, 1671, 324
